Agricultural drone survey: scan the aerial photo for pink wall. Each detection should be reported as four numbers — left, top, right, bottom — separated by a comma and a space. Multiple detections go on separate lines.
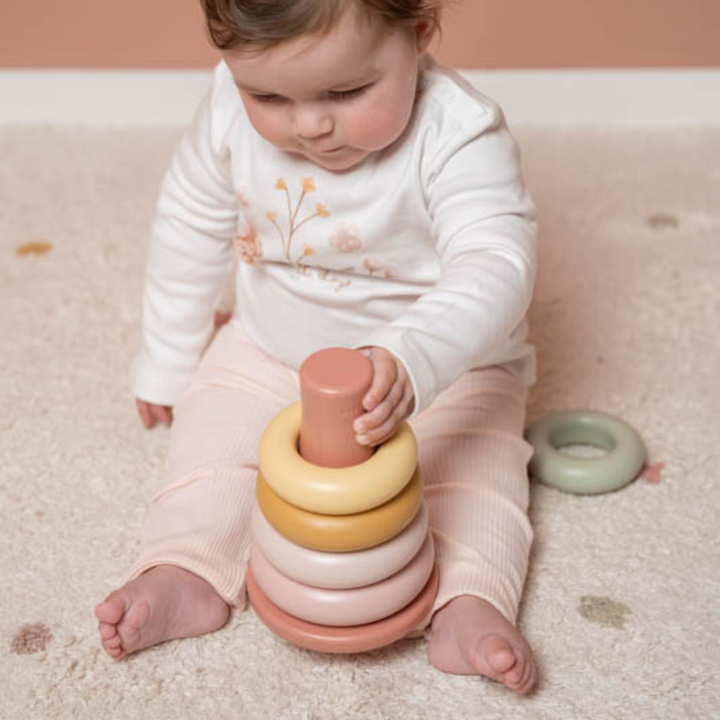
1, 0, 718, 68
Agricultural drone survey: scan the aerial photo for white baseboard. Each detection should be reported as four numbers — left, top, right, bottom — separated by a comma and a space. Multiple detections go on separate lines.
1, 68, 719, 126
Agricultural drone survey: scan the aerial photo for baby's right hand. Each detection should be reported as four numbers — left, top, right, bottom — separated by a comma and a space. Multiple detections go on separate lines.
135, 398, 173, 429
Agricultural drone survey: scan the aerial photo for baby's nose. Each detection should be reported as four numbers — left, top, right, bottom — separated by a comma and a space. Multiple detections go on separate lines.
293, 106, 333, 140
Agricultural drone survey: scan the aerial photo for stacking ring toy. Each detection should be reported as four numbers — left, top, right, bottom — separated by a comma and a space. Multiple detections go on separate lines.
526, 409, 646, 495
259, 403, 418, 514
251, 502, 430, 589
256, 468, 423, 552
250, 533, 435, 626
247, 563, 439, 654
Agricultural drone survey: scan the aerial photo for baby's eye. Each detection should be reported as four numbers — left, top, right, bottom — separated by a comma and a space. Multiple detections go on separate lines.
251, 93, 285, 104
328, 84, 371, 101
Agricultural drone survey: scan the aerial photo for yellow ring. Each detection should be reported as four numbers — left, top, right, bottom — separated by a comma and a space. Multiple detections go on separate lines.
258, 403, 418, 515
256, 467, 423, 553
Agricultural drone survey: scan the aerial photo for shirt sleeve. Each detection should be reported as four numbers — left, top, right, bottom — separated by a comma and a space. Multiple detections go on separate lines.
356, 104, 537, 415
132, 63, 239, 406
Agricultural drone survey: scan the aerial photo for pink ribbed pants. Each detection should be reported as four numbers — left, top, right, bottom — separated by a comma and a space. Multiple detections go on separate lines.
126, 324, 534, 627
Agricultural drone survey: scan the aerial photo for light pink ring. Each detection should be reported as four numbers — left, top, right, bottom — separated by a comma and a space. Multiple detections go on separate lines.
252, 502, 429, 589
250, 533, 435, 627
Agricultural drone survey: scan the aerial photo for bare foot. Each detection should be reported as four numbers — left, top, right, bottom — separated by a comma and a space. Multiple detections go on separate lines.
428, 595, 537, 694
94, 565, 229, 660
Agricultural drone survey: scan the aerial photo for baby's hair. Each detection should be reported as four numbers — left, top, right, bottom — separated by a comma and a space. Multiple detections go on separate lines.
199, 0, 447, 52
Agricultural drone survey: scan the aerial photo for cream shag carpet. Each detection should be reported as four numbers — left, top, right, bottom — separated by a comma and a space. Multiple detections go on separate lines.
1, 124, 719, 720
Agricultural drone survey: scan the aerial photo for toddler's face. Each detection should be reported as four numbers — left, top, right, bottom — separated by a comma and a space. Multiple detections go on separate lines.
223, 11, 434, 171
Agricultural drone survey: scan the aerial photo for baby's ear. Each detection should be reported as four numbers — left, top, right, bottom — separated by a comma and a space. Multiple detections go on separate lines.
414, 14, 439, 55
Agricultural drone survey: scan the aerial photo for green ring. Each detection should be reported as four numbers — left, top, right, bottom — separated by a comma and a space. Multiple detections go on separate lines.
525, 410, 646, 495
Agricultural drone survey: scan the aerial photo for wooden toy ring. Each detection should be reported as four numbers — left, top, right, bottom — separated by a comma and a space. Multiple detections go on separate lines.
247, 563, 439, 654
256, 467, 423, 553
258, 402, 418, 515
526, 409, 646, 495
251, 501, 430, 589
250, 533, 435, 626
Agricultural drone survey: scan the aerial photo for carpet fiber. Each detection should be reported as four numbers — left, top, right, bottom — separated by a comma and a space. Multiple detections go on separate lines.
1, 124, 719, 719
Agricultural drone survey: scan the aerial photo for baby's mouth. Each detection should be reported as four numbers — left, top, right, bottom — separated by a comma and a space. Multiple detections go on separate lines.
317, 146, 346, 154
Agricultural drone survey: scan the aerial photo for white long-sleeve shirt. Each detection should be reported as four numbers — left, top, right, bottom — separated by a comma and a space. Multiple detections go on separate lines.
133, 57, 537, 416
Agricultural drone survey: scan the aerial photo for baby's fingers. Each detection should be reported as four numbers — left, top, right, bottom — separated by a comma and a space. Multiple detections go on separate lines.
360, 350, 397, 411
136, 399, 155, 428
358, 383, 414, 446
135, 399, 173, 429
355, 377, 402, 436
154, 405, 173, 426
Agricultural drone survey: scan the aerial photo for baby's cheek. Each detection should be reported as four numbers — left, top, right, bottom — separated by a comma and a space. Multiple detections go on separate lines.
245, 107, 289, 149
349, 100, 411, 151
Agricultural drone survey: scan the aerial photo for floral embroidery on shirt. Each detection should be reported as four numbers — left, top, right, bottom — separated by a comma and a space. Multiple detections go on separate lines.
312, 268, 352, 292
362, 257, 395, 279
235, 220, 263, 265
234, 177, 396, 290
267, 176, 331, 263
236, 189, 252, 211
328, 222, 362, 253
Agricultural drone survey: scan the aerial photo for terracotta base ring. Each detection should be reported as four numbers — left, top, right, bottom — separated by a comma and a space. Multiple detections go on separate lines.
248, 563, 439, 654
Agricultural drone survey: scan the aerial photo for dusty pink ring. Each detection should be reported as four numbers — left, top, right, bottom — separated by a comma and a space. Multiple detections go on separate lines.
251, 502, 429, 589
250, 533, 435, 627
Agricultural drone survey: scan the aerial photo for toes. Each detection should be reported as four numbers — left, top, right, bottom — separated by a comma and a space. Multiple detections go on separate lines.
115, 598, 151, 652
504, 656, 524, 685
98, 621, 118, 640
97, 615, 127, 660
474, 635, 538, 694
104, 634, 123, 651
94, 593, 127, 624
513, 658, 529, 686
477, 634, 517, 676
103, 642, 126, 660
94, 590, 142, 659
100, 631, 126, 660
504, 650, 537, 694
528, 663, 537, 692
520, 659, 538, 694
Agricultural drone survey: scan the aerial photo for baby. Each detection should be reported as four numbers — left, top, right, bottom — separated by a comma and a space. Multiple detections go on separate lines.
95, 0, 538, 694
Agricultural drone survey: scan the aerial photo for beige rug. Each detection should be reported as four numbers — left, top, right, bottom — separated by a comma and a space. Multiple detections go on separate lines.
2, 124, 719, 719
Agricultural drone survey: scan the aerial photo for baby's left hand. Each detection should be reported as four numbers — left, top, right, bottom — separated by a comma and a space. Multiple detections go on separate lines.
353, 347, 415, 447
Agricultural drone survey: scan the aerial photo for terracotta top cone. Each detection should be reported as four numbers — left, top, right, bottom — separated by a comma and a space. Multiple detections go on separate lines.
299, 348, 375, 468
